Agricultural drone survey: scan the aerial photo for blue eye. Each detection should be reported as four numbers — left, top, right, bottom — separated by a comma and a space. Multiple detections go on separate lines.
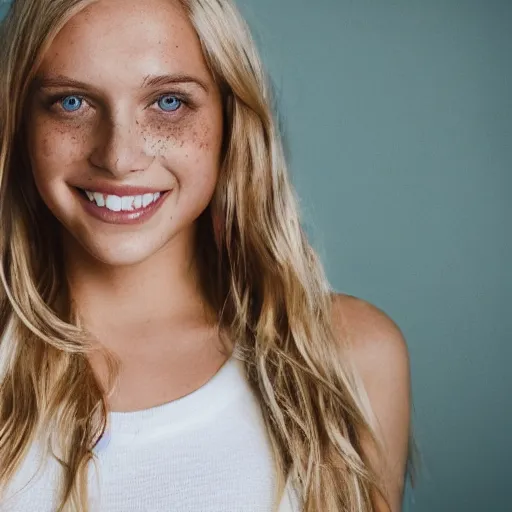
60, 96, 83, 112
157, 95, 182, 112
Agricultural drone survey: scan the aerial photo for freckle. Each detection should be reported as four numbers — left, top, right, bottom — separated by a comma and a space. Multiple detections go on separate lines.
157, 125, 161, 130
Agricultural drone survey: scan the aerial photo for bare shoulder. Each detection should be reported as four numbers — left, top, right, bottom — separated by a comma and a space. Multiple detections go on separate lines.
330, 293, 410, 375
330, 293, 411, 511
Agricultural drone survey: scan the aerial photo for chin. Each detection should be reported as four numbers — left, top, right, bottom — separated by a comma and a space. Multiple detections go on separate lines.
90, 247, 158, 267
74, 231, 173, 268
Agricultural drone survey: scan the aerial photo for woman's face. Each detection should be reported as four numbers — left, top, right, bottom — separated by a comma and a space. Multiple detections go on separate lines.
25, 0, 223, 266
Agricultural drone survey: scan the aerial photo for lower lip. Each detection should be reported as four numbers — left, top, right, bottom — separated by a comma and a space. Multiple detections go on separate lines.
75, 188, 170, 225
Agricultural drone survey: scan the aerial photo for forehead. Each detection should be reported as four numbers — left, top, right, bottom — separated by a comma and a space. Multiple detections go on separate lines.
38, 0, 211, 87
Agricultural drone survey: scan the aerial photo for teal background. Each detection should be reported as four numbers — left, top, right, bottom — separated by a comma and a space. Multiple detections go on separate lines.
2, 1, 510, 511
234, 1, 511, 511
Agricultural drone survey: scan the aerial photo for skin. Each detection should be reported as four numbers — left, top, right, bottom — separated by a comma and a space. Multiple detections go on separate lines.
332, 295, 411, 511
24, 0, 410, 509
25, 0, 228, 411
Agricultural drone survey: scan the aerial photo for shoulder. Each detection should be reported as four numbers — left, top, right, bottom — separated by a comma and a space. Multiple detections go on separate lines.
330, 293, 410, 378
330, 293, 411, 511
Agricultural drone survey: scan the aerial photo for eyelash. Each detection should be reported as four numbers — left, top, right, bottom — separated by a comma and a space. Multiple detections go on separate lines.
46, 92, 190, 116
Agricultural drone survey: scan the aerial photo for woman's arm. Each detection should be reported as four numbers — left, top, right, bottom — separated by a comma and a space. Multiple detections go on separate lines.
332, 294, 411, 512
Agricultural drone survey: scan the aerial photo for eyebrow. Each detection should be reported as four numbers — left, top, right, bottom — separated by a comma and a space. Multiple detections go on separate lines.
33, 73, 209, 93
141, 73, 209, 92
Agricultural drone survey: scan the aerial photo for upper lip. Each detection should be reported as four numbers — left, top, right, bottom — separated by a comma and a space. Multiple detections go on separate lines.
74, 184, 170, 196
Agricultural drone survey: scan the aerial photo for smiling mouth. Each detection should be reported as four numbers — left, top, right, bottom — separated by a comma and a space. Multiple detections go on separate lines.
76, 187, 167, 212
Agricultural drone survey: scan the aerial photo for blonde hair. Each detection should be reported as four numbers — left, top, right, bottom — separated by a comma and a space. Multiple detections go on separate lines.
0, 0, 401, 510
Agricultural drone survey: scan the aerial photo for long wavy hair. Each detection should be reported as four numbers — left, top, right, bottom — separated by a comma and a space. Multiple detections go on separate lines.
0, 0, 406, 510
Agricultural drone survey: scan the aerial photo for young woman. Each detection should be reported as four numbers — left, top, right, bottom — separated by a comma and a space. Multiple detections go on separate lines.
0, 0, 411, 510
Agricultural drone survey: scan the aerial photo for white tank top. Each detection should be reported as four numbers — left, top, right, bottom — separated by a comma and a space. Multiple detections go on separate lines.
1, 356, 301, 511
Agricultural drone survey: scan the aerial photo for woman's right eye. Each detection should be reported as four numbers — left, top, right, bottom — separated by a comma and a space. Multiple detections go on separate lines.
59, 95, 83, 112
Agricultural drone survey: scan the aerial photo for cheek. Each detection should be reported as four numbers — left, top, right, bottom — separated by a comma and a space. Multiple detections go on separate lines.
143, 110, 221, 154
27, 119, 91, 182
142, 111, 223, 187
25, 118, 92, 216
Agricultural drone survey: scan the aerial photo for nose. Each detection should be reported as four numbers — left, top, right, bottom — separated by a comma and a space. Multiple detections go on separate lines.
89, 115, 154, 177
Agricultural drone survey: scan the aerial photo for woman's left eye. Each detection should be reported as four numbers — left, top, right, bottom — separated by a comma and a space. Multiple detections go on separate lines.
156, 95, 182, 112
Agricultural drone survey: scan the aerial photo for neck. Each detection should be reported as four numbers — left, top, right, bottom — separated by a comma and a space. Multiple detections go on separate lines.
64, 230, 214, 337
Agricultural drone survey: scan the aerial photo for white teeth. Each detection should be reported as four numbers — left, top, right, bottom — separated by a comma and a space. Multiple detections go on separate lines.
83, 189, 162, 211
105, 195, 122, 212
93, 192, 105, 207
142, 193, 153, 208
121, 196, 134, 211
